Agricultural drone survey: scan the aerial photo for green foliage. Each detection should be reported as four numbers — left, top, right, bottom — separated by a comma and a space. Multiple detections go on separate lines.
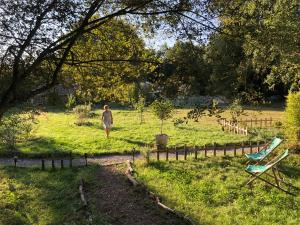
63, 19, 157, 104
65, 94, 76, 111
135, 155, 300, 225
0, 113, 36, 150
73, 104, 92, 126
284, 91, 300, 147
151, 99, 174, 134
228, 99, 246, 123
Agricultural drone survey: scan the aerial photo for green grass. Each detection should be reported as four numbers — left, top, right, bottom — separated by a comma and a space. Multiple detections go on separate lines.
0, 166, 109, 225
134, 155, 300, 225
1, 107, 284, 156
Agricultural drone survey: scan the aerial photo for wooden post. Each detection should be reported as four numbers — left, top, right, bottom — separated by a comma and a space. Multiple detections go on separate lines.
260, 119, 262, 128
250, 141, 253, 153
61, 159, 64, 169
69, 151, 72, 168
175, 146, 179, 161
41, 159, 45, 170
184, 145, 187, 160
204, 144, 207, 157
166, 147, 169, 161
264, 118, 267, 127
242, 141, 245, 154
213, 143, 216, 156
14, 156, 17, 168
257, 140, 260, 152
84, 153, 88, 166
157, 149, 160, 161
51, 159, 55, 169
250, 118, 253, 128
194, 146, 198, 160
234, 144, 237, 156
270, 117, 272, 126
224, 144, 226, 156
132, 148, 136, 163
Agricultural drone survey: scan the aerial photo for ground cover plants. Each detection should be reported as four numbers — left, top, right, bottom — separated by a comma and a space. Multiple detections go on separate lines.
0, 107, 284, 157
134, 154, 300, 225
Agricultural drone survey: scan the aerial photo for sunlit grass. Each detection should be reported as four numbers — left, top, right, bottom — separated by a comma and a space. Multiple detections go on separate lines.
1, 107, 284, 156
134, 154, 300, 225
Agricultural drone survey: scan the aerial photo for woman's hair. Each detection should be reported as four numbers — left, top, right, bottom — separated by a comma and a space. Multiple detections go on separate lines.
103, 105, 109, 110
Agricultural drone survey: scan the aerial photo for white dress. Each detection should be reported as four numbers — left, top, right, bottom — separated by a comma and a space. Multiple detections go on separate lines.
102, 111, 112, 129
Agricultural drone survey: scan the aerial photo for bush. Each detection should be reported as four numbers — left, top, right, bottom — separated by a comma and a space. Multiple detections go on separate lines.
65, 94, 76, 111
284, 91, 300, 148
73, 104, 92, 126
0, 112, 36, 150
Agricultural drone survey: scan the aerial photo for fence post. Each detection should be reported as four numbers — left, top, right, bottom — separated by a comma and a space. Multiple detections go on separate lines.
242, 141, 245, 154
264, 118, 267, 127
250, 118, 253, 128
270, 117, 272, 126
204, 144, 207, 157
224, 143, 226, 156
132, 147, 136, 163
257, 140, 260, 152
42, 159, 45, 170
84, 153, 88, 166
234, 144, 237, 156
166, 147, 169, 161
61, 159, 64, 169
250, 141, 253, 153
156, 149, 160, 161
175, 146, 178, 161
194, 146, 198, 160
69, 151, 72, 168
260, 119, 262, 128
213, 143, 216, 156
184, 145, 187, 160
14, 156, 18, 168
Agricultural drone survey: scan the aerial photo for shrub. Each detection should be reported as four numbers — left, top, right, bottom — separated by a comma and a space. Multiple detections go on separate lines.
73, 104, 92, 126
0, 112, 36, 150
228, 99, 246, 123
151, 99, 174, 134
133, 97, 146, 124
284, 91, 300, 148
65, 94, 76, 111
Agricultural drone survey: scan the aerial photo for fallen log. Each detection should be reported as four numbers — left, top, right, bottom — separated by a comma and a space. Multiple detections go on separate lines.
79, 179, 88, 207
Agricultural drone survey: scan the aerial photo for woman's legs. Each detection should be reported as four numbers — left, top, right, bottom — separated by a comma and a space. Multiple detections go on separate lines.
105, 128, 110, 138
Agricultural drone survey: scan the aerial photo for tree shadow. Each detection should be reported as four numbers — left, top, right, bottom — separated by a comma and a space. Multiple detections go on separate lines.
116, 138, 146, 147
0, 166, 91, 225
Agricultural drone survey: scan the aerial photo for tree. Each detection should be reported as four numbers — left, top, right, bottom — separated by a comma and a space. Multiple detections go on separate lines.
0, 0, 218, 118
208, 0, 300, 100
151, 99, 174, 134
153, 41, 210, 98
62, 19, 156, 104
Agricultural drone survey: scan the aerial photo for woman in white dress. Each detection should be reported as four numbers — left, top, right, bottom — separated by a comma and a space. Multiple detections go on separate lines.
102, 105, 113, 138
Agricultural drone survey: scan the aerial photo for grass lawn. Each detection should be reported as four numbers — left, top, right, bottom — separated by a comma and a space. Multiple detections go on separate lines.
0, 166, 109, 225
1, 107, 284, 157
134, 154, 300, 225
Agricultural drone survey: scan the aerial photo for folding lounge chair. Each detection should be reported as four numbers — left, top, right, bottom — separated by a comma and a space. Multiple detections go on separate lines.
245, 150, 295, 195
245, 137, 283, 164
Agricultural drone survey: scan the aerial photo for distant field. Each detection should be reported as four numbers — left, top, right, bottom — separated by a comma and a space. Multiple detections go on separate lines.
134, 154, 300, 225
0, 166, 109, 225
1, 107, 284, 156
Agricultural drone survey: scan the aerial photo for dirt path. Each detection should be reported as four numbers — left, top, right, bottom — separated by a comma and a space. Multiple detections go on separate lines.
88, 165, 188, 225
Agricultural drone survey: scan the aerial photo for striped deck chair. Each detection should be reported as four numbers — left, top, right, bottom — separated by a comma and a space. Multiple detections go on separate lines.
245, 137, 283, 164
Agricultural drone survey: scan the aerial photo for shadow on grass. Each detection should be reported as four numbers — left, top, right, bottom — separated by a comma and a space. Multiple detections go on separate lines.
0, 167, 91, 225
117, 138, 146, 147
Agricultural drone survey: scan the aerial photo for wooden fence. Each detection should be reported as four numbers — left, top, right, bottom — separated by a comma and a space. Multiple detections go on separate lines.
146, 140, 270, 162
220, 119, 248, 135
2, 152, 88, 170
237, 118, 277, 128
